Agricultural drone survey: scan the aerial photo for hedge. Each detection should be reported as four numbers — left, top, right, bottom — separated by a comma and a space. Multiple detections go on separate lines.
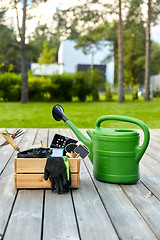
0, 70, 106, 102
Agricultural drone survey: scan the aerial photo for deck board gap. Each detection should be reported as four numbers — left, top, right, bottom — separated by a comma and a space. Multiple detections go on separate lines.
70, 189, 82, 240
32, 129, 39, 145
140, 179, 160, 202
40, 190, 45, 240
1, 190, 19, 240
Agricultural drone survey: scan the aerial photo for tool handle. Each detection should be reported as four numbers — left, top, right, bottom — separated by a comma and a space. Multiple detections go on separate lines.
0, 129, 18, 150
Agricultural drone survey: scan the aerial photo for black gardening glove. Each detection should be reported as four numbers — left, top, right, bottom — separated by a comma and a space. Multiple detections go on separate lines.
44, 156, 71, 194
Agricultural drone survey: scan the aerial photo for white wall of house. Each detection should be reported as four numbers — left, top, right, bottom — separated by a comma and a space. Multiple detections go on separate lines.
31, 40, 114, 84
58, 40, 114, 84
31, 63, 60, 75
150, 75, 160, 89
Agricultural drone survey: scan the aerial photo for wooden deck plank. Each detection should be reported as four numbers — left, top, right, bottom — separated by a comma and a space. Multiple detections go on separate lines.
43, 190, 80, 240
140, 155, 160, 200
0, 128, 21, 173
146, 146, 160, 163
122, 181, 160, 239
3, 190, 43, 240
72, 160, 119, 240
84, 156, 157, 240
0, 129, 38, 238
58, 129, 119, 239
3, 129, 49, 240
80, 129, 158, 240
1, 128, 160, 240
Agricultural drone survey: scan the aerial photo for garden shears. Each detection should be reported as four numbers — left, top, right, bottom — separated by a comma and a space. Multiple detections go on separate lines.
0, 129, 25, 152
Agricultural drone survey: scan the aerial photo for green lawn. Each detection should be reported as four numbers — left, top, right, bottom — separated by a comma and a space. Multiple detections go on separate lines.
0, 99, 160, 129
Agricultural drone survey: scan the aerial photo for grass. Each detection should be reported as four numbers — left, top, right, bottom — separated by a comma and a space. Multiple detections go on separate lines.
0, 97, 160, 129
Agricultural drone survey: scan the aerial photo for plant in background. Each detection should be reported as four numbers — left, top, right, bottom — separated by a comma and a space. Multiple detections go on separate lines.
87, 68, 106, 101
38, 40, 57, 65
132, 85, 139, 100
105, 82, 112, 101
28, 75, 52, 101
73, 71, 91, 102
49, 73, 74, 101
0, 72, 21, 101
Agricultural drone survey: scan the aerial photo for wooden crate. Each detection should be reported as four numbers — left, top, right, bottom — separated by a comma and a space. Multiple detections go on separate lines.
14, 157, 80, 189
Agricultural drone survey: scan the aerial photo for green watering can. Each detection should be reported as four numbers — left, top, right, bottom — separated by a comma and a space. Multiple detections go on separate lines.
52, 105, 150, 184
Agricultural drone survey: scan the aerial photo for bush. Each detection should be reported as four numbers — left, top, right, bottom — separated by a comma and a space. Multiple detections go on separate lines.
28, 76, 52, 101
73, 71, 91, 102
49, 73, 74, 101
87, 68, 106, 101
0, 72, 21, 101
132, 85, 139, 100
105, 83, 112, 101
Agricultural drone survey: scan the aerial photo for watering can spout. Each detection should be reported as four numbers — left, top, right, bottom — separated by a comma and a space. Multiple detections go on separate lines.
52, 105, 93, 163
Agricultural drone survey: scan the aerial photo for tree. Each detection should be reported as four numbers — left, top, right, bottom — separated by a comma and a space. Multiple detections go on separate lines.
123, 0, 145, 86
38, 40, 56, 65
144, 0, 151, 101
52, 0, 132, 102
0, 24, 20, 73
118, 0, 124, 102
27, 23, 61, 63
3, 0, 49, 103
144, 0, 160, 101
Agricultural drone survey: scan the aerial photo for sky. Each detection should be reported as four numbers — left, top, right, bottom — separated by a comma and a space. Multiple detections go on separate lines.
151, 24, 160, 44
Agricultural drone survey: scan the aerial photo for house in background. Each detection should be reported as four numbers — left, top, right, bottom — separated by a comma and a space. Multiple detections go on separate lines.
58, 40, 114, 84
31, 63, 60, 75
31, 39, 114, 84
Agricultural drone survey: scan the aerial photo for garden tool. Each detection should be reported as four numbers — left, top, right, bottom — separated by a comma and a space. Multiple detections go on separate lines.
17, 147, 52, 158
52, 104, 150, 184
65, 143, 89, 159
0, 129, 25, 152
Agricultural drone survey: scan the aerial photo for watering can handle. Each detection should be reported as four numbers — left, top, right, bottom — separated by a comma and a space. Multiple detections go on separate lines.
95, 115, 150, 164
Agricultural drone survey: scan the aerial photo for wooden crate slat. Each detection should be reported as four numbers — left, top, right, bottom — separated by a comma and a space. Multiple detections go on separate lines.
14, 157, 80, 174
15, 173, 79, 189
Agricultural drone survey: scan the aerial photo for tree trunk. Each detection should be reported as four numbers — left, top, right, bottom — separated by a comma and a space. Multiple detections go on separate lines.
144, 0, 151, 101
118, 0, 124, 103
21, 0, 29, 103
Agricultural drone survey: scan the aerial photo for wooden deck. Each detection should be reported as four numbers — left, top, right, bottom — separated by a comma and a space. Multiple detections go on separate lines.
0, 128, 160, 240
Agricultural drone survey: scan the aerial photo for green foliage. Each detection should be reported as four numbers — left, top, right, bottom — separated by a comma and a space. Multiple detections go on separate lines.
49, 74, 74, 101
87, 68, 105, 101
0, 70, 105, 102
132, 85, 139, 100
0, 72, 21, 101
105, 83, 112, 101
0, 24, 20, 73
28, 73, 74, 102
72, 68, 105, 102
38, 40, 57, 65
151, 42, 160, 74
124, 69, 139, 87
28, 75, 51, 101
73, 71, 90, 101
